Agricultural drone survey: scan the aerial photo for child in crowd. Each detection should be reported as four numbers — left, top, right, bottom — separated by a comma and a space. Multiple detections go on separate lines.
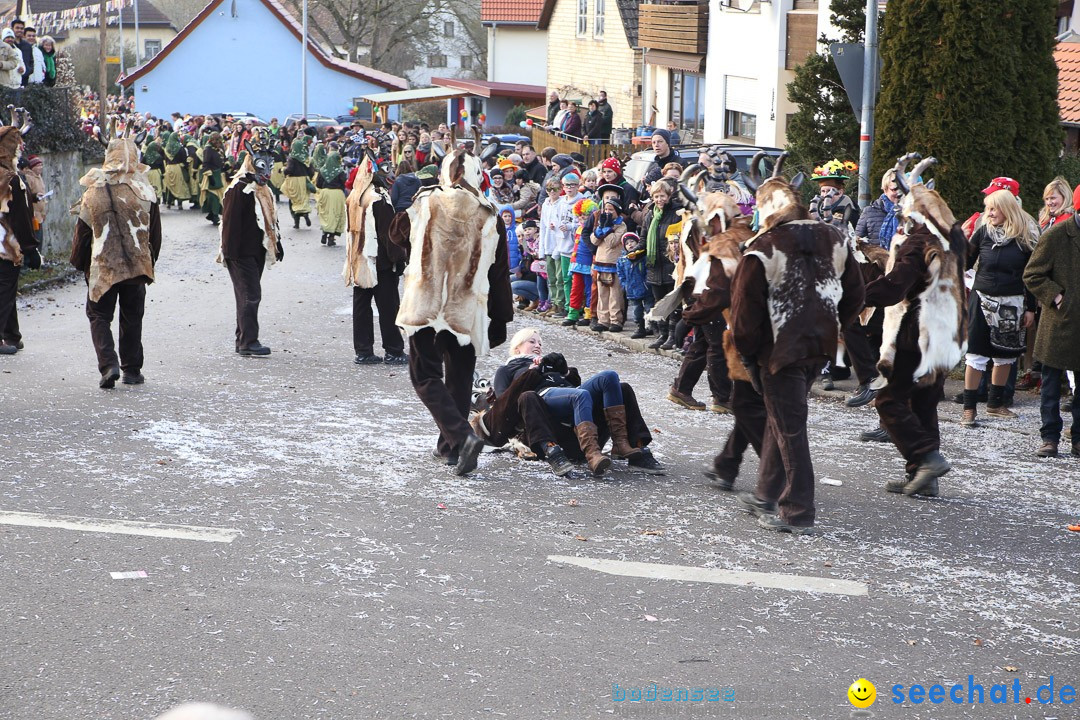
513, 219, 543, 311
617, 232, 650, 338
580, 169, 599, 197
538, 177, 567, 316
552, 173, 583, 315
591, 185, 627, 332
501, 206, 522, 277
564, 198, 597, 327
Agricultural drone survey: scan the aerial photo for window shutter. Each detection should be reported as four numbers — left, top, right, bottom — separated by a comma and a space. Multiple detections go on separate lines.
724, 76, 757, 114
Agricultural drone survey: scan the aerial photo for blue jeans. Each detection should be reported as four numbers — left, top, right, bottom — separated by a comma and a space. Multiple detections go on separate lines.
1040, 365, 1079, 443
542, 370, 624, 425
537, 274, 549, 303
511, 279, 539, 302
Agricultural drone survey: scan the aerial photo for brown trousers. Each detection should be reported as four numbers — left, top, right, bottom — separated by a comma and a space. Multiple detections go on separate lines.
594, 273, 624, 326
408, 327, 476, 457
713, 380, 767, 481
874, 348, 945, 474
86, 279, 146, 373
756, 364, 819, 527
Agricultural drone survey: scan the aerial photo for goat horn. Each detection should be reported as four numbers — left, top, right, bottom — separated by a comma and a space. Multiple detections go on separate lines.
679, 163, 702, 184
745, 151, 766, 193
908, 156, 937, 187
893, 152, 920, 195
691, 168, 708, 192
678, 182, 699, 209
772, 151, 788, 179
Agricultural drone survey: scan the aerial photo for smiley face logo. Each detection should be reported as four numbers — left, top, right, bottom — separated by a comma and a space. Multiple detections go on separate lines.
848, 678, 876, 708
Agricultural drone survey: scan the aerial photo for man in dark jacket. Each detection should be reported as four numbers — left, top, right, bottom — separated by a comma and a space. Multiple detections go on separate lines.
546, 91, 561, 127
730, 187, 864, 534
597, 91, 614, 139
521, 145, 548, 186
219, 153, 284, 357
70, 135, 162, 387
0, 120, 39, 355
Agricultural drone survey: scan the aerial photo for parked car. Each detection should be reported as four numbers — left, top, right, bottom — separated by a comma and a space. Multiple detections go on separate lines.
215, 112, 267, 126
622, 145, 782, 195
283, 114, 340, 137
481, 133, 530, 153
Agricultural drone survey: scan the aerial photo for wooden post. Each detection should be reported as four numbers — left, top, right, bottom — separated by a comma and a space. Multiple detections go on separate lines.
98, 0, 107, 123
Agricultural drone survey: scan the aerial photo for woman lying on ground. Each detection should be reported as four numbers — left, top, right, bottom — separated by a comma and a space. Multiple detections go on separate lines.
473, 328, 663, 476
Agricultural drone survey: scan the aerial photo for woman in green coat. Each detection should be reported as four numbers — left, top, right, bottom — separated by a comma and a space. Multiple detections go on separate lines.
1023, 211, 1080, 458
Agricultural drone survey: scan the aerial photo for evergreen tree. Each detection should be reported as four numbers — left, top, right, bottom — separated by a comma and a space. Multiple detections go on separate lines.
874, 0, 1062, 213
785, 0, 868, 195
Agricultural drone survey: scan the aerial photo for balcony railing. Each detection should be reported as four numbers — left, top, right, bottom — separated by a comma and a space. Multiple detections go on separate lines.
638, 1, 709, 55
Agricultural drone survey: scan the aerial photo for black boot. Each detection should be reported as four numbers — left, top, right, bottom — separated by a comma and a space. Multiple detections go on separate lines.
661, 319, 687, 351
326, 233, 337, 247
321, 232, 328, 245
630, 318, 647, 339
304, 214, 311, 227
292, 213, 300, 229
647, 321, 669, 350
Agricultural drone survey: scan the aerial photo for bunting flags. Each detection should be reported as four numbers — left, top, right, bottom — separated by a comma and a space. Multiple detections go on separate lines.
2, 0, 135, 36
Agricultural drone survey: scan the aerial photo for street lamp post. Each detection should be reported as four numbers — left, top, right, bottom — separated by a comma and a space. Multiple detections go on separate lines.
301, 0, 308, 117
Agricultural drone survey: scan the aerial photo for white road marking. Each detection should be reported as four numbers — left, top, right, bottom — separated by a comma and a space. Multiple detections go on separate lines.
0, 511, 241, 544
548, 555, 868, 597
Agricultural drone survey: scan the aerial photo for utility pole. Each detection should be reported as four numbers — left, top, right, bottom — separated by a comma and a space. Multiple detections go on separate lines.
98, 0, 107, 124
118, 0, 125, 85
301, 0, 308, 117
857, 0, 878, 209
134, 0, 141, 65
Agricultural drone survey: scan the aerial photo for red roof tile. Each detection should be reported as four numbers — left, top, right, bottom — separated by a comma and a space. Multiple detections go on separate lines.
1055, 42, 1080, 125
481, 0, 543, 25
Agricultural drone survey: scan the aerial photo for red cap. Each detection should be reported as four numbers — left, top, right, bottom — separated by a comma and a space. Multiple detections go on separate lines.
601, 157, 622, 174
981, 177, 1019, 196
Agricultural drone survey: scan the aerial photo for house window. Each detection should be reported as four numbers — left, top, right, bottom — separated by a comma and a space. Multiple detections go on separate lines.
460, 54, 472, 70
428, 54, 447, 68
444, 20, 455, 37
144, 39, 161, 58
670, 71, 706, 133
577, 0, 588, 36
594, 0, 605, 38
725, 110, 757, 140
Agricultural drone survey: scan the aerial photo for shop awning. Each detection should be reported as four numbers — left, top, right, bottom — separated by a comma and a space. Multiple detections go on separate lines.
360, 87, 470, 105
644, 49, 705, 73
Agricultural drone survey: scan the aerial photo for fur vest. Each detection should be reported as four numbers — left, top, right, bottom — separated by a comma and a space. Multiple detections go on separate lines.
396, 183, 501, 354
871, 185, 967, 387
343, 174, 392, 289
77, 181, 156, 301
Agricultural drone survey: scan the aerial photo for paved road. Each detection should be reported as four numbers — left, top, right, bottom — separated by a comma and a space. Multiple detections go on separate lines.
1, 205, 1078, 720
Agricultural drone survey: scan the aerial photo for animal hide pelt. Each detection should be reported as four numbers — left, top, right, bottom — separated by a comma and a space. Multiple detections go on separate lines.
853, 238, 889, 325
0, 170, 21, 264
873, 185, 967, 387
218, 156, 280, 267
342, 170, 390, 289
396, 183, 500, 354
78, 182, 155, 302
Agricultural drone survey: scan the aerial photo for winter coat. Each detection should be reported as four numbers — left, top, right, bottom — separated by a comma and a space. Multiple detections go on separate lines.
854, 194, 897, 248
967, 225, 1035, 302
552, 192, 581, 256
631, 198, 680, 286
596, 100, 614, 138
561, 111, 582, 139
511, 180, 540, 219
616, 253, 648, 300
1024, 216, 1080, 371
0, 43, 22, 89
583, 110, 604, 140
590, 213, 626, 266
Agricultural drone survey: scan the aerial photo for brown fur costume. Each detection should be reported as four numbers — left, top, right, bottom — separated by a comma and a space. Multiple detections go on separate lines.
76, 138, 157, 302
873, 183, 967, 387
216, 154, 280, 267
396, 151, 501, 354
342, 156, 390, 289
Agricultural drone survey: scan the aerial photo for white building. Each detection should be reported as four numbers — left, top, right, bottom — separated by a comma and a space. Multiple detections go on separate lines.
482, 0, 547, 87
407, 2, 485, 87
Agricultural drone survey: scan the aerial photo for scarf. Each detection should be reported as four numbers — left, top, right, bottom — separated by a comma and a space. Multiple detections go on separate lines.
311, 144, 328, 175
321, 151, 343, 183
986, 224, 1010, 248
42, 50, 55, 78
646, 204, 663, 266
878, 195, 898, 249
163, 132, 183, 161
289, 138, 308, 163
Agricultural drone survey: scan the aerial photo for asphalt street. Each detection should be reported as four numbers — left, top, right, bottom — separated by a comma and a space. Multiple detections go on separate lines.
1, 204, 1078, 720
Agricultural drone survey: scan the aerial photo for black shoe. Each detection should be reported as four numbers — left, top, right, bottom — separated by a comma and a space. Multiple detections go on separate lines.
757, 514, 817, 535
99, 367, 120, 389
627, 447, 665, 475
577, 316, 591, 327
905, 451, 950, 495
15, 340, 23, 349
431, 448, 458, 466
846, 383, 877, 408
293, 218, 300, 229
545, 445, 574, 476
594, 324, 609, 332
238, 343, 271, 356
735, 491, 777, 517
704, 469, 735, 491
321, 233, 328, 245
630, 326, 647, 339
859, 426, 890, 442
326, 235, 337, 247
0, 343, 16, 355
121, 371, 145, 385
659, 337, 677, 351
561, 316, 578, 326
647, 335, 668, 350
822, 376, 835, 391
607, 324, 622, 332
304, 214, 311, 227
516, 299, 529, 310
886, 472, 938, 497
383, 353, 408, 365
454, 432, 484, 476
354, 353, 382, 365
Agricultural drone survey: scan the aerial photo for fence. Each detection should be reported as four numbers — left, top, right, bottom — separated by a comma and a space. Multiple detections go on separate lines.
529, 126, 633, 166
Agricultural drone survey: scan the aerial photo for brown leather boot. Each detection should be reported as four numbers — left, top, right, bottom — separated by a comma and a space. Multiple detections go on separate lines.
603, 405, 642, 460
575, 421, 612, 476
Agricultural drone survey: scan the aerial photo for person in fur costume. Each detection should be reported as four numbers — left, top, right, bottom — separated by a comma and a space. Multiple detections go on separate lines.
730, 153, 864, 534
343, 152, 407, 365
866, 155, 967, 496
217, 149, 284, 357
200, 132, 226, 226
391, 148, 514, 476
0, 111, 39, 356
69, 131, 162, 387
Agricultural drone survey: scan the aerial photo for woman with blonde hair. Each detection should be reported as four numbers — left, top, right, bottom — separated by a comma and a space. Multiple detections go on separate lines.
961, 189, 1039, 427
1039, 176, 1072, 230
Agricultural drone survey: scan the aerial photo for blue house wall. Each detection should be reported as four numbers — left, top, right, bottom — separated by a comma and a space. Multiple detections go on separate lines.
128, 0, 400, 121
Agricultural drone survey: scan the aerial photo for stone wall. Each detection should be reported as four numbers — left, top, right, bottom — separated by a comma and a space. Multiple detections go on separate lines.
36, 150, 85, 258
